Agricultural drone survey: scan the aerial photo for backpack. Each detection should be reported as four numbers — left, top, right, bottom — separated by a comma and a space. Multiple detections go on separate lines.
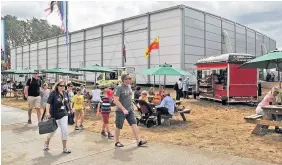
173, 82, 179, 90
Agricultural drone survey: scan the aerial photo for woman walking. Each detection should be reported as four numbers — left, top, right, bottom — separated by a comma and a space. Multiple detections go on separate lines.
43, 80, 72, 153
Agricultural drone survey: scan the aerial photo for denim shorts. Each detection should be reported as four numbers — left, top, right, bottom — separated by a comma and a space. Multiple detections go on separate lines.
115, 110, 137, 129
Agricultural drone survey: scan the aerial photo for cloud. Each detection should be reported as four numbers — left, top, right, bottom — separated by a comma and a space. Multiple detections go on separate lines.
1, 1, 281, 49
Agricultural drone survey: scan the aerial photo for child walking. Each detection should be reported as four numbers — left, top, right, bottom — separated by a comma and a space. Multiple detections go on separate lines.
97, 93, 114, 138
71, 88, 85, 130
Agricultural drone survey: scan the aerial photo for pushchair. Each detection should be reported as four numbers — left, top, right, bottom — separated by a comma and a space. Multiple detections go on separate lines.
134, 99, 157, 128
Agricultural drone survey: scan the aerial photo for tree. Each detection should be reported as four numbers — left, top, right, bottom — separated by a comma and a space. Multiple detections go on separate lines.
2, 15, 63, 70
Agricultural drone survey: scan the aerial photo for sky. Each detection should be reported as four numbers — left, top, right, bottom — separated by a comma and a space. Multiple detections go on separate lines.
1, 1, 282, 49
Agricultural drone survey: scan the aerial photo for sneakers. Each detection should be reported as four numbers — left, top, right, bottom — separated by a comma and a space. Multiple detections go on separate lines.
28, 120, 32, 124
63, 148, 71, 154
75, 125, 80, 130
101, 131, 107, 137
108, 132, 114, 138
43, 142, 49, 151
80, 125, 84, 130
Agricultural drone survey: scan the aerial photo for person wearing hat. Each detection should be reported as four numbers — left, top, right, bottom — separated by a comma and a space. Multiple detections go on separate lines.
25, 73, 42, 124
113, 74, 147, 147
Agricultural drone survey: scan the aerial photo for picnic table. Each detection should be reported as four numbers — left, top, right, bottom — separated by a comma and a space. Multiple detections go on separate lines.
244, 105, 282, 134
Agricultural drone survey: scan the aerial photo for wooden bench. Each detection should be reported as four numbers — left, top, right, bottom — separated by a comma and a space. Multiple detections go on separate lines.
178, 109, 191, 121
161, 115, 173, 126
161, 109, 192, 126
244, 114, 282, 134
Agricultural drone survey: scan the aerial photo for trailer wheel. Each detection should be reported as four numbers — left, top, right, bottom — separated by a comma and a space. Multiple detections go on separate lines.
221, 96, 228, 105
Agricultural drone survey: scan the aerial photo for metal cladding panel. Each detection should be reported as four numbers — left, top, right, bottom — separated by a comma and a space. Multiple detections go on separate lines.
48, 38, 57, 47
185, 27, 204, 39
185, 8, 204, 21
103, 35, 121, 67
23, 52, 29, 68
58, 36, 69, 46
48, 58, 57, 68
206, 48, 221, 57
86, 38, 101, 61
38, 49, 46, 69
185, 36, 204, 47
10, 49, 16, 69
206, 40, 221, 50
103, 22, 122, 37
256, 33, 264, 56
124, 16, 147, 32
86, 27, 101, 40
185, 17, 204, 31
264, 36, 270, 53
30, 50, 37, 64
206, 14, 221, 27
124, 30, 147, 68
185, 45, 204, 56
269, 39, 276, 51
151, 8, 180, 22
71, 31, 84, 43
16, 48, 22, 53
235, 24, 246, 35
70, 42, 84, 68
150, 8, 181, 84
48, 46, 57, 58
16, 53, 22, 69
38, 41, 46, 49
30, 43, 37, 51
39, 49, 46, 60
184, 54, 205, 64
206, 31, 221, 42
206, 24, 221, 35
23, 45, 29, 52
247, 29, 255, 38
58, 45, 67, 67
151, 17, 181, 30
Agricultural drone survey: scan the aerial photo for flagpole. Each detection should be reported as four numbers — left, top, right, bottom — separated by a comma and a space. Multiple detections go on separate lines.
66, 1, 69, 83
158, 36, 161, 88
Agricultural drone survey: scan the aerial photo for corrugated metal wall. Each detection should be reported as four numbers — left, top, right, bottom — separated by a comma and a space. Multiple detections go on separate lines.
10, 5, 277, 85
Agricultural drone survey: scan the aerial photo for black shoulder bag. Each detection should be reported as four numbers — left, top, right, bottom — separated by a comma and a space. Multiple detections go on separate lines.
38, 91, 58, 134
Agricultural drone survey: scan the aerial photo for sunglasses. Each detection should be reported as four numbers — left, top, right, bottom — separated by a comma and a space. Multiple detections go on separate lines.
59, 85, 65, 87
125, 77, 132, 80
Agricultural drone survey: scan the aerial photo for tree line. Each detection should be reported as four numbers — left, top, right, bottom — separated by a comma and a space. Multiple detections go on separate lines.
2, 15, 63, 69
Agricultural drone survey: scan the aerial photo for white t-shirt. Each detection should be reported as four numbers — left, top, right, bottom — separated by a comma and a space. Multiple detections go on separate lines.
91, 89, 102, 102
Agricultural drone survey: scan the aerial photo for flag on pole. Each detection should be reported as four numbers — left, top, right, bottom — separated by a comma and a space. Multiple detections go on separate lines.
44, 1, 57, 15
145, 36, 159, 59
56, 1, 68, 46
123, 44, 126, 63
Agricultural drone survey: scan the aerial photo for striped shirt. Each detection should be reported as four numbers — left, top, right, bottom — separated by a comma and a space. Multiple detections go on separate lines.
101, 97, 111, 114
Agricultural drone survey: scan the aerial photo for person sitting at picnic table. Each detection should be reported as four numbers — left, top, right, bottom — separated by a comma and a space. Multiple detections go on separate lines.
148, 87, 155, 96
134, 86, 141, 101
17, 81, 24, 89
139, 91, 149, 102
256, 87, 282, 133
91, 85, 102, 103
155, 91, 176, 125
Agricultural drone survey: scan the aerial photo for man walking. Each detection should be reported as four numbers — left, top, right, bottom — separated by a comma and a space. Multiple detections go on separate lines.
25, 73, 42, 124
113, 74, 147, 147
175, 78, 183, 100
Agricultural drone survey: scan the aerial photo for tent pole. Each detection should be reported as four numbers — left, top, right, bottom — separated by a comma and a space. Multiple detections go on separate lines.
277, 62, 281, 89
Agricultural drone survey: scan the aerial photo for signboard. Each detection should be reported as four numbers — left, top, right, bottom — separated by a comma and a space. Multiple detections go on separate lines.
229, 55, 254, 63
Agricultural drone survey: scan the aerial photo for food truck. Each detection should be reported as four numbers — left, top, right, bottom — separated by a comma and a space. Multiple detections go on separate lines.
195, 53, 258, 105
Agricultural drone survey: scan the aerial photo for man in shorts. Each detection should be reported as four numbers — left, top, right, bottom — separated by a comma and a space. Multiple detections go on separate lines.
25, 73, 42, 124
113, 74, 147, 147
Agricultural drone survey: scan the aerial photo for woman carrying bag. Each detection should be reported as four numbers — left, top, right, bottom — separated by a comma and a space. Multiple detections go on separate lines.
43, 80, 72, 153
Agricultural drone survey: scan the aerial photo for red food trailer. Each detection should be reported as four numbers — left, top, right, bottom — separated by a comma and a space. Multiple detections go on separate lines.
194, 53, 258, 105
